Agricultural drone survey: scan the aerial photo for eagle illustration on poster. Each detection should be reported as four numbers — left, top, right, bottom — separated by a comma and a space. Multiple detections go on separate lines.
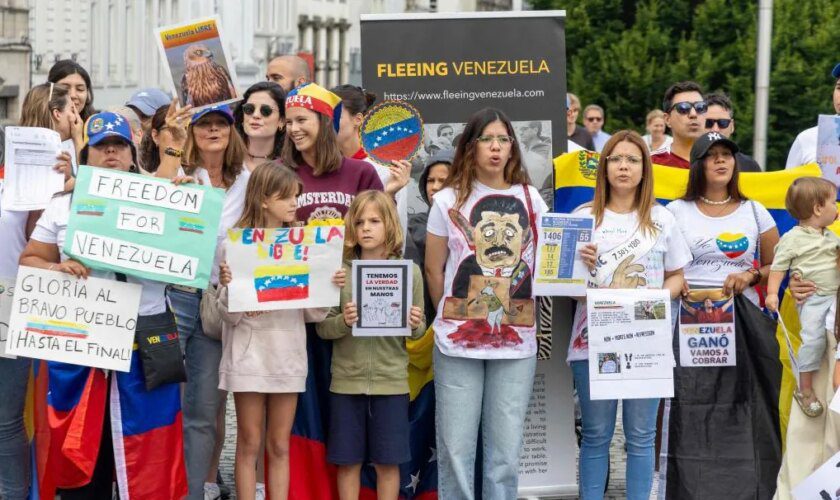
180, 43, 236, 107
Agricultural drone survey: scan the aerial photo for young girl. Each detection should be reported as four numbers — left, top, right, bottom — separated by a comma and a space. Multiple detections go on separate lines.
766, 177, 840, 416
316, 190, 425, 500
217, 162, 345, 500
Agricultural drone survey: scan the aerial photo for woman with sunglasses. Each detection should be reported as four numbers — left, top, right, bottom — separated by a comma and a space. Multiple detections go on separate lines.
572, 131, 691, 500
234, 82, 287, 172
651, 81, 708, 169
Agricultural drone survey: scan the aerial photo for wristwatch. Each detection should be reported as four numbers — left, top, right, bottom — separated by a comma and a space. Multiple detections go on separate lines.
164, 147, 184, 158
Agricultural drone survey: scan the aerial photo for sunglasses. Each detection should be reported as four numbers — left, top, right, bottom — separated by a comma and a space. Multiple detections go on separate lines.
585, 116, 603, 122
242, 103, 276, 118
669, 101, 708, 115
705, 118, 732, 129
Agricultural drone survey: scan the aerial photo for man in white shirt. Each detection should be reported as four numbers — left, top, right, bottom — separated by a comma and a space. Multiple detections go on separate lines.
785, 62, 840, 169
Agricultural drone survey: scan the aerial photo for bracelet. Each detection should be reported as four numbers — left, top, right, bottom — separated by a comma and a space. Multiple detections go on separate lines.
164, 147, 184, 158
746, 268, 761, 286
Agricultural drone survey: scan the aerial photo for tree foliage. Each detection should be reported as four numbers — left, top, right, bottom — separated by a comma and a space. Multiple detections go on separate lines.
531, 0, 840, 169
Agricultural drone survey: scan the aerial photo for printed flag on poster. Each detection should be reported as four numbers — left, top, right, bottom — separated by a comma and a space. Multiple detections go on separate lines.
156, 16, 241, 112
224, 226, 345, 312
64, 166, 224, 289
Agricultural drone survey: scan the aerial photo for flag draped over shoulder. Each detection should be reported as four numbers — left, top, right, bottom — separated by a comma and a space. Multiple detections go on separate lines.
290, 326, 438, 500
31, 352, 186, 500
553, 151, 821, 499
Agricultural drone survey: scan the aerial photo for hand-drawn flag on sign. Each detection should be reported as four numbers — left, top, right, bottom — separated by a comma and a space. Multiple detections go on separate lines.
360, 101, 424, 165
254, 264, 311, 302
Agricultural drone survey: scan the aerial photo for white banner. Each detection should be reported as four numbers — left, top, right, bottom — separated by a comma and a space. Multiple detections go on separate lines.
678, 290, 736, 367
5, 266, 141, 371
225, 226, 344, 312
586, 288, 674, 400
533, 213, 593, 297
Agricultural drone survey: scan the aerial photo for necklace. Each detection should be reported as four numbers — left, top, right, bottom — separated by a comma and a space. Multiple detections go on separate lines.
248, 151, 269, 160
700, 195, 731, 206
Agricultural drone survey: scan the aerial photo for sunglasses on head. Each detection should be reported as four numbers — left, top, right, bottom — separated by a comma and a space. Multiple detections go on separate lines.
705, 118, 732, 129
669, 101, 708, 115
242, 103, 276, 118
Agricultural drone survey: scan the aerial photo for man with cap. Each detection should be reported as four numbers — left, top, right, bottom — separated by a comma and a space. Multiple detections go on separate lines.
785, 63, 840, 168
126, 88, 172, 135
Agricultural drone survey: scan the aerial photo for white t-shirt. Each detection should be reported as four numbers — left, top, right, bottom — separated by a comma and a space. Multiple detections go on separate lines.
427, 182, 548, 359
31, 195, 166, 316
785, 125, 818, 169
644, 134, 674, 154
567, 204, 692, 363
193, 167, 250, 285
666, 199, 775, 305
0, 201, 28, 278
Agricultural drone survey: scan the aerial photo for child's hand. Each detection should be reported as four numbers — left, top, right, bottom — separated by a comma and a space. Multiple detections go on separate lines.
579, 243, 598, 271
765, 293, 779, 313
343, 302, 358, 327
219, 262, 232, 286
409, 305, 423, 329
332, 268, 346, 288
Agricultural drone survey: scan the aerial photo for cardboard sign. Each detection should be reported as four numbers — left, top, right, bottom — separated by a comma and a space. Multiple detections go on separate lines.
351, 260, 412, 336
225, 226, 344, 312
5, 266, 142, 371
678, 289, 736, 367
65, 166, 223, 289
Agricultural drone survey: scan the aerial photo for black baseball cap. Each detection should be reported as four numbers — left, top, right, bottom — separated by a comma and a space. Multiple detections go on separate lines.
690, 131, 740, 163
833, 63, 840, 79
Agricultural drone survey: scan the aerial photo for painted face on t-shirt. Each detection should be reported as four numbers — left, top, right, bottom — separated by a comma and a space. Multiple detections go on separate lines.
473, 210, 523, 269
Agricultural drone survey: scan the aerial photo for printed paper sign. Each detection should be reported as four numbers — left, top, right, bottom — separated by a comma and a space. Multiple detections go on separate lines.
225, 226, 344, 312
0, 278, 15, 359
817, 114, 840, 197
64, 166, 223, 289
533, 213, 593, 297
351, 260, 412, 336
586, 288, 674, 400
678, 289, 736, 367
2, 126, 65, 211
156, 16, 241, 112
792, 449, 840, 500
5, 266, 142, 371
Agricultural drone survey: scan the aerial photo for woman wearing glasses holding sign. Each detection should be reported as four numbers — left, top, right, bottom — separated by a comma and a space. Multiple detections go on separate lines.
425, 108, 547, 499
234, 82, 287, 172
572, 131, 691, 500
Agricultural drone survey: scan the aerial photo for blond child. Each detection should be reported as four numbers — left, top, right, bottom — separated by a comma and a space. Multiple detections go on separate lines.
766, 176, 840, 417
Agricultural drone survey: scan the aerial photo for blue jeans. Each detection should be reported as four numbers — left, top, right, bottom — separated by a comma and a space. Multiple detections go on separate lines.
571, 360, 659, 500
0, 356, 31, 500
168, 287, 224, 500
434, 346, 536, 500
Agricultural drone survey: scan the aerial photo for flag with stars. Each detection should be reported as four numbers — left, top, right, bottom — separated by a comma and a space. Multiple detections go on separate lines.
360, 101, 424, 166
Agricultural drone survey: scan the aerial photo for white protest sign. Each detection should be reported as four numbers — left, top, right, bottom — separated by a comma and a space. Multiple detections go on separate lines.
2, 126, 65, 211
0, 278, 16, 359
5, 266, 141, 371
678, 290, 736, 367
225, 226, 344, 312
817, 114, 840, 189
586, 288, 674, 400
830, 389, 840, 416
533, 213, 593, 297
351, 260, 412, 336
792, 449, 840, 500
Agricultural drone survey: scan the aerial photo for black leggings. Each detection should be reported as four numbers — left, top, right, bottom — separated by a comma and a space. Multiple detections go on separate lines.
59, 382, 115, 500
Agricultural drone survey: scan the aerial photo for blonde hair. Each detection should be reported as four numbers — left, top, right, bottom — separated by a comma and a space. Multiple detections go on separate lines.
646, 109, 665, 125
235, 161, 303, 228
183, 118, 246, 188
567, 93, 581, 109
591, 130, 658, 236
19, 83, 70, 129
343, 190, 403, 261
785, 177, 837, 220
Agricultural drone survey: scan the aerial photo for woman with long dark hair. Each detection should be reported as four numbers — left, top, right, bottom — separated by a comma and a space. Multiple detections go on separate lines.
234, 81, 287, 172
47, 59, 96, 121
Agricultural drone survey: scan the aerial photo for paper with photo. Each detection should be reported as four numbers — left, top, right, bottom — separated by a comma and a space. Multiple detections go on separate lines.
533, 213, 592, 297
156, 16, 241, 112
678, 289, 736, 367
586, 288, 674, 400
5, 267, 141, 371
1, 126, 64, 211
0, 277, 16, 359
351, 260, 412, 336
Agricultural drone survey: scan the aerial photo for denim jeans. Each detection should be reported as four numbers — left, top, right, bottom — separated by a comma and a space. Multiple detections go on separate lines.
0, 356, 30, 500
167, 287, 225, 500
571, 360, 659, 500
434, 346, 536, 500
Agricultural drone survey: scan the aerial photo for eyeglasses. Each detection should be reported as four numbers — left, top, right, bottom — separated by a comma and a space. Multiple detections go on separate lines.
705, 118, 732, 129
585, 116, 603, 122
669, 101, 708, 115
605, 154, 643, 166
476, 135, 514, 146
242, 103, 276, 118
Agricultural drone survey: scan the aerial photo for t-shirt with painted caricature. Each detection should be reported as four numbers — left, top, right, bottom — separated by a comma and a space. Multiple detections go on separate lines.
666, 199, 776, 306
427, 182, 547, 360
567, 204, 692, 363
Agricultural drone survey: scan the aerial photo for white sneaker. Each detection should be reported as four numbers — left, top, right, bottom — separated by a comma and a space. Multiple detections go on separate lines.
256, 482, 266, 500
204, 482, 222, 500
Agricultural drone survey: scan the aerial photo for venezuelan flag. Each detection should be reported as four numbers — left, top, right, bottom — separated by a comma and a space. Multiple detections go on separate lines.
361, 103, 423, 162
254, 264, 310, 302
25, 318, 89, 339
